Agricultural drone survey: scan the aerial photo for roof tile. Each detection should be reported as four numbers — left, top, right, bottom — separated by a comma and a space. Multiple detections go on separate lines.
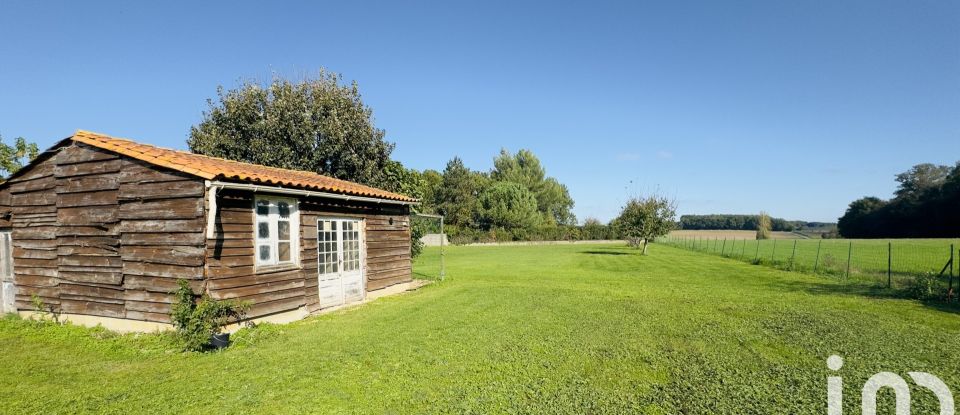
71, 130, 415, 202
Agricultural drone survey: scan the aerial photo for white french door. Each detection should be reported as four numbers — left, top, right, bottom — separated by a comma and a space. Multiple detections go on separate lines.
317, 218, 364, 308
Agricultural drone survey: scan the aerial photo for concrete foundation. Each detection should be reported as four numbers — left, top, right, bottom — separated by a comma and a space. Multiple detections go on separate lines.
13, 280, 422, 333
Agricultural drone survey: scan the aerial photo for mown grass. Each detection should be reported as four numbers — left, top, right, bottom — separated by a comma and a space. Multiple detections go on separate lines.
1, 244, 960, 413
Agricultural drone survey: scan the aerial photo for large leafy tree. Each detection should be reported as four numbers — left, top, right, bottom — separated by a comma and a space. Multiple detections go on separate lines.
837, 197, 888, 238
894, 163, 952, 202
491, 149, 575, 225
476, 181, 541, 230
435, 157, 487, 227
188, 71, 397, 190
416, 169, 443, 214
612, 194, 676, 254
837, 162, 960, 238
0, 134, 39, 178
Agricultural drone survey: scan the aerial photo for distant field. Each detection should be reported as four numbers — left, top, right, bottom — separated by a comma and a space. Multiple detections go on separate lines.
662, 236, 960, 288
669, 229, 803, 239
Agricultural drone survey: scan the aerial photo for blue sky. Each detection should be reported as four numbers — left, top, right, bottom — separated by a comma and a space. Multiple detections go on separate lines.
1, 1, 957, 223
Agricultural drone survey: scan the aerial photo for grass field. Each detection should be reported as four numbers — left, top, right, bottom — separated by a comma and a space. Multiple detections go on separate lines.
663, 236, 960, 288
2, 244, 960, 413
668, 229, 803, 239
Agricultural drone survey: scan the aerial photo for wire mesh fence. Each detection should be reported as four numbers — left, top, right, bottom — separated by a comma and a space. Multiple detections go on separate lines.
658, 236, 960, 297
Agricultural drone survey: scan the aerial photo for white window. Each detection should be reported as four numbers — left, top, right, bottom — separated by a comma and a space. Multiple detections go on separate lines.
254, 196, 299, 268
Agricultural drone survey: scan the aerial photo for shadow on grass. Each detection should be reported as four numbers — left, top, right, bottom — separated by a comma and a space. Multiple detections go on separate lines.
412, 272, 439, 281
766, 273, 960, 314
580, 250, 633, 256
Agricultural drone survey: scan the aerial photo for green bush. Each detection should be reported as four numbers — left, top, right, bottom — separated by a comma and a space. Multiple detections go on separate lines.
170, 280, 250, 352
905, 272, 939, 300
410, 220, 426, 259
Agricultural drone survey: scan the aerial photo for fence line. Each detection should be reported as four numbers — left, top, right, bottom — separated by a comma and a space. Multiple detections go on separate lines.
658, 235, 960, 297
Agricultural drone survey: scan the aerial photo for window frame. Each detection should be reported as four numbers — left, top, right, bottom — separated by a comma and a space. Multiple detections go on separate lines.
253, 196, 300, 270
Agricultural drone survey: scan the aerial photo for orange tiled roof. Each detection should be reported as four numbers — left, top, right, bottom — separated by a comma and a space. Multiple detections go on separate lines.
71, 130, 416, 203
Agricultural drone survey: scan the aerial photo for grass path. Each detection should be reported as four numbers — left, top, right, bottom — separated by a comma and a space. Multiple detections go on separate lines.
1, 244, 959, 413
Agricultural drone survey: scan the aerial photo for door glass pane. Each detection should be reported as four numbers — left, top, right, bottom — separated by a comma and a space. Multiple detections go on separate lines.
278, 242, 291, 262
256, 200, 269, 216
278, 202, 290, 218
258, 222, 270, 239
278, 221, 290, 240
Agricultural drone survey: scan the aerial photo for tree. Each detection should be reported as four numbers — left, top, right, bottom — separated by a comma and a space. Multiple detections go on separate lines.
417, 169, 443, 213
491, 149, 575, 225
0, 134, 39, 178
894, 163, 951, 202
187, 71, 398, 191
756, 211, 772, 240
476, 181, 541, 230
581, 217, 612, 240
837, 197, 888, 238
435, 157, 486, 227
612, 194, 676, 254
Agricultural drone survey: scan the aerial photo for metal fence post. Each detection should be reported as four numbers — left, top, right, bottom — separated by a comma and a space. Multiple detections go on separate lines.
949, 245, 954, 298
755, 239, 761, 262
887, 242, 891, 289
950, 244, 955, 298
741, 238, 747, 259
790, 240, 797, 270
845, 241, 852, 279
771, 239, 777, 262
721, 238, 727, 256
814, 239, 822, 273
440, 216, 446, 281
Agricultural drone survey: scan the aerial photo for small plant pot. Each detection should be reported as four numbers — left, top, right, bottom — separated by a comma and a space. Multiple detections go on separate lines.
210, 332, 231, 349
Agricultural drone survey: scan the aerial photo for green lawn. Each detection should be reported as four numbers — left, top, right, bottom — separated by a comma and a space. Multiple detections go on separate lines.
2, 244, 960, 413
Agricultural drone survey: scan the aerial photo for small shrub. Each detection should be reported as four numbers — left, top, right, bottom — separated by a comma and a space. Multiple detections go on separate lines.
905, 272, 939, 300
410, 220, 426, 259
30, 295, 61, 324
170, 280, 249, 352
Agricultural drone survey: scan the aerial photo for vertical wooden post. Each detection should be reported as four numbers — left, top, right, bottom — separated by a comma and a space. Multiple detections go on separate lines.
755, 240, 761, 262
845, 241, 852, 279
790, 240, 797, 270
814, 239, 822, 273
771, 239, 777, 262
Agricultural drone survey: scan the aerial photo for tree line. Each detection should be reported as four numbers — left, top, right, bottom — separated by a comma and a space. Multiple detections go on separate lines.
183, 73, 626, 246
679, 214, 801, 232
838, 163, 960, 238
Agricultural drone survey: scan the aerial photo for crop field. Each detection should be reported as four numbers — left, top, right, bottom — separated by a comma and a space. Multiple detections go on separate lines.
2, 244, 960, 413
668, 229, 803, 240
662, 236, 960, 288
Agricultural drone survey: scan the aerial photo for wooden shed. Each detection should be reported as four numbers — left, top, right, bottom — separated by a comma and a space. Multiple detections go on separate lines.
0, 130, 416, 331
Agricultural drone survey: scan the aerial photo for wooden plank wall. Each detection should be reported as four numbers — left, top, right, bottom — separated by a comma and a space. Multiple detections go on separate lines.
0, 143, 206, 323
207, 190, 411, 317
205, 191, 306, 318
117, 158, 205, 322
0, 141, 409, 324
